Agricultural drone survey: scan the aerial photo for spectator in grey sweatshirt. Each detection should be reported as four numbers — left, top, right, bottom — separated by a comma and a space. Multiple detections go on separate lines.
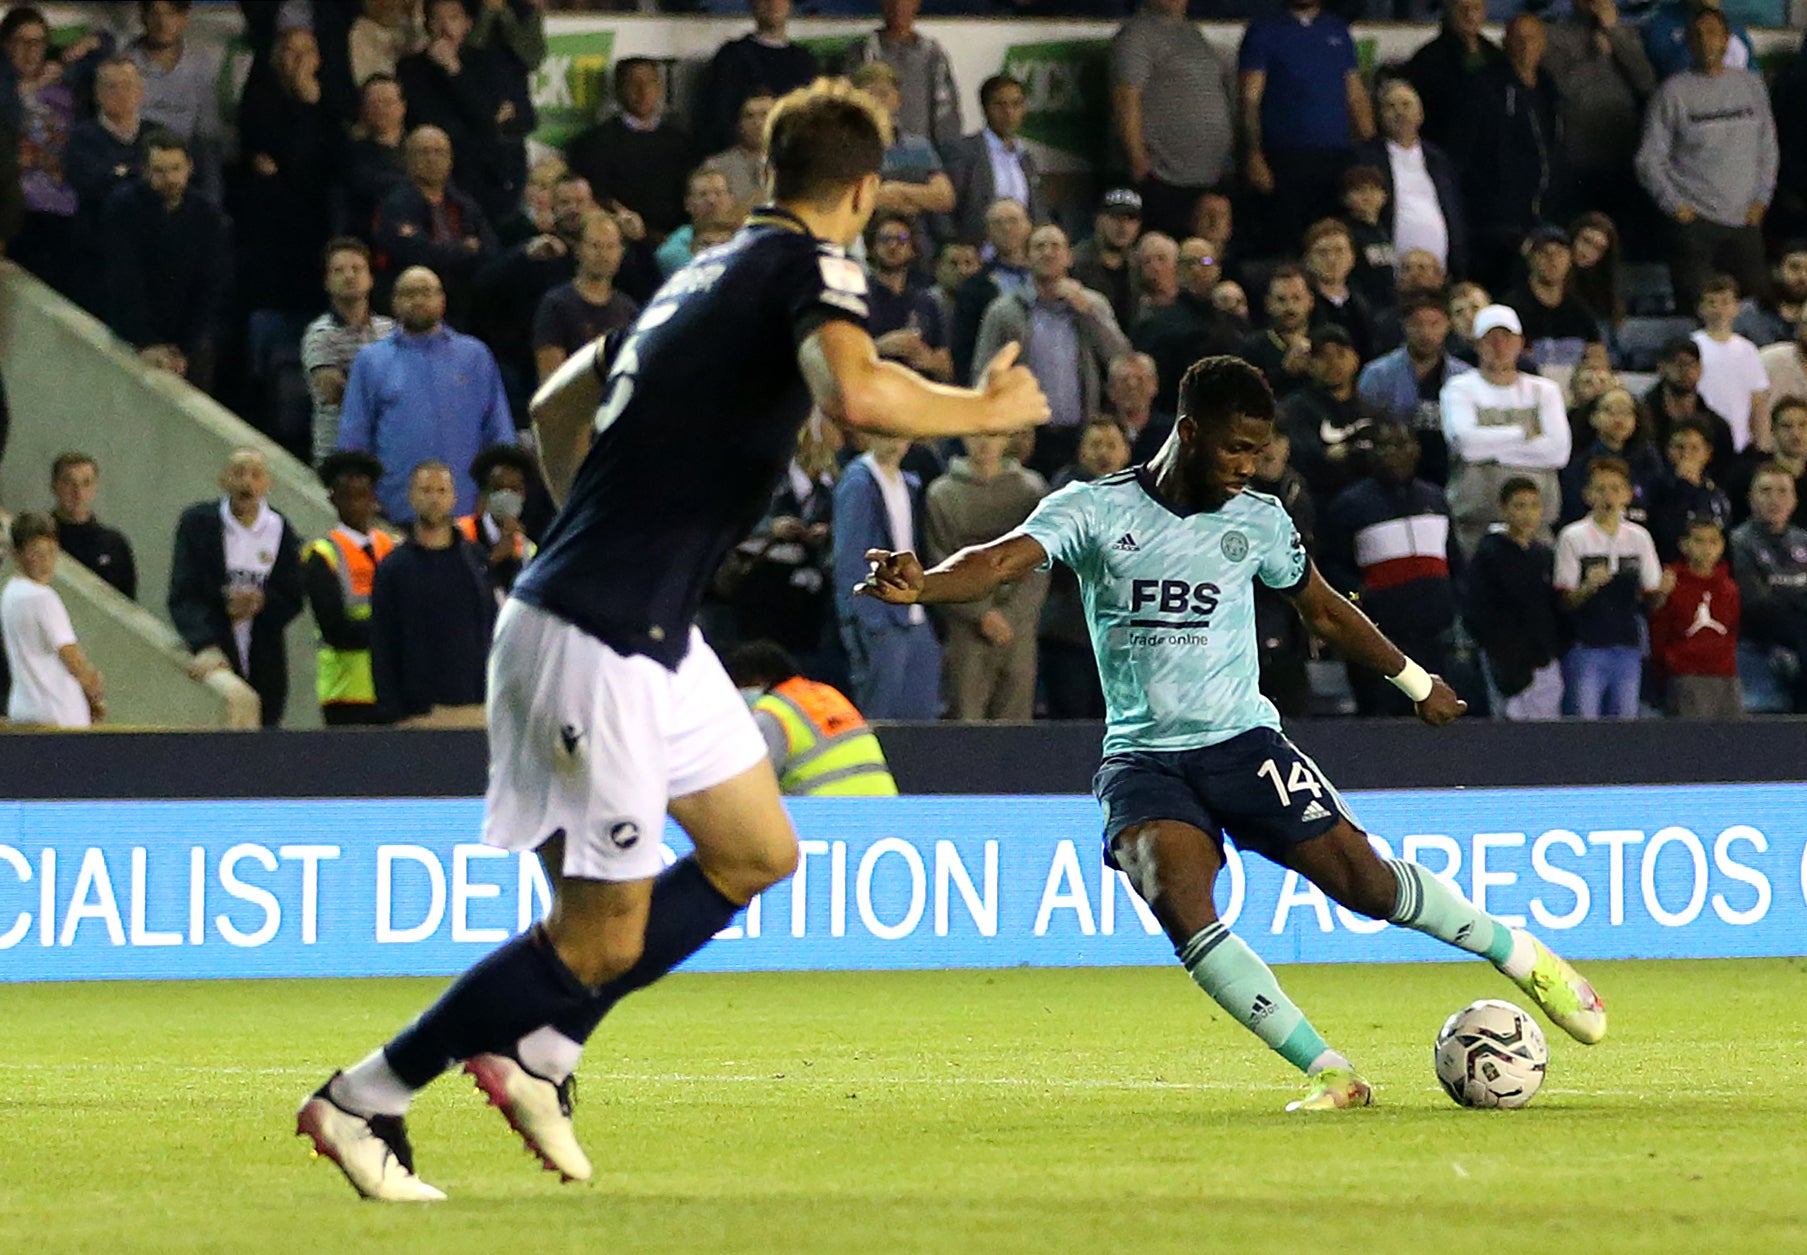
1634, 7, 1777, 313
923, 432, 1049, 721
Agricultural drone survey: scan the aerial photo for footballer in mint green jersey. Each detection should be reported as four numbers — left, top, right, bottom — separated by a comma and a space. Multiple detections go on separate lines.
857, 356, 1608, 1112
1016, 469, 1306, 756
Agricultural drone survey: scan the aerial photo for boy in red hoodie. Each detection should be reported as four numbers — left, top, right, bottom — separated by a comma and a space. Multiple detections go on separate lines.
1649, 516, 1743, 718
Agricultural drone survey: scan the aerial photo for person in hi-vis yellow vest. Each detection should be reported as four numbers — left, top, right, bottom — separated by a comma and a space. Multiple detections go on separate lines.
724, 640, 899, 796
302, 451, 396, 724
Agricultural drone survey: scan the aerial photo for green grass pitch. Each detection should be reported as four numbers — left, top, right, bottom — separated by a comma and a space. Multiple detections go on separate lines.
2, 959, 1803, 1254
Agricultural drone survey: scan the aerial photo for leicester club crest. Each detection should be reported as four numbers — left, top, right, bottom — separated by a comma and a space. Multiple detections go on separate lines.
1221, 531, 1249, 562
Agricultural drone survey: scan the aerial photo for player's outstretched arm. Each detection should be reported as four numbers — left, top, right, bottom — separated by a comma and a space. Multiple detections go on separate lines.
801, 321, 1050, 439
856, 534, 1048, 606
527, 337, 603, 506
1286, 560, 1466, 725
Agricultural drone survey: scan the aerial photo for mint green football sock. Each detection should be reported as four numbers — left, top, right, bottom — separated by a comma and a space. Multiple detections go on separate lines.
1385, 858, 1515, 965
1179, 923, 1336, 1075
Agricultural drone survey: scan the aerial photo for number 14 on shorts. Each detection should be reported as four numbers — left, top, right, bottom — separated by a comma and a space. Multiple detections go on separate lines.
1257, 757, 1324, 808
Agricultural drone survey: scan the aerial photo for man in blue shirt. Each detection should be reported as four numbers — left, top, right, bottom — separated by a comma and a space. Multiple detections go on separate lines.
1238, 0, 1373, 257
859, 354, 1607, 1114
335, 265, 516, 522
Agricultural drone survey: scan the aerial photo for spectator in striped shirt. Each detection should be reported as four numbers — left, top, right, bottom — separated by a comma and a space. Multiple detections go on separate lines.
301, 237, 395, 466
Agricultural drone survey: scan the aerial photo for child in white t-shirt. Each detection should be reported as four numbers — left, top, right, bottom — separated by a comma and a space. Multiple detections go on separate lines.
1553, 457, 1673, 719
1692, 274, 1772, 452
1, 513, 104, 727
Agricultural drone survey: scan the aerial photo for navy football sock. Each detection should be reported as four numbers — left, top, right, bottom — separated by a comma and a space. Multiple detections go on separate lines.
383, 925, 591, 1090
551, 855, 741, 1045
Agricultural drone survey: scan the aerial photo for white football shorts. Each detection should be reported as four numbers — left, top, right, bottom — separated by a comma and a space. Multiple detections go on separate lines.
482, 598, 767, 881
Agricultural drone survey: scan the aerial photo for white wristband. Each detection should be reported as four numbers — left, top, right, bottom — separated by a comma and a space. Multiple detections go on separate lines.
1388, 658, 1434, 703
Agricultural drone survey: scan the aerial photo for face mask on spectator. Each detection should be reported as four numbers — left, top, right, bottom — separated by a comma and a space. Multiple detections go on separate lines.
488, 490, 524, 520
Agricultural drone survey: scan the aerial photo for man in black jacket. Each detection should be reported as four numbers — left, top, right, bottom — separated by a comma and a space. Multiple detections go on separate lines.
1402, 0, 1507, 155
1132, 235, 1243, 413
1451, 15, 1564, 292
1351, 77, 1468, 285
396, 0, 534, 222
169, 448, 304, 728
563, 58, 692, 241
371, 124, 496, 323
370, 459, 496, 726
102, 128, 228, 391
50, 452, 137, 600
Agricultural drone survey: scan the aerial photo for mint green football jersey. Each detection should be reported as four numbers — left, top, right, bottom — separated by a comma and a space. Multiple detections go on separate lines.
1014, 467, 1309, 756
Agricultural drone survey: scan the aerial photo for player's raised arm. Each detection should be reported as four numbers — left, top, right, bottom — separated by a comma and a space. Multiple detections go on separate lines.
527, 336, 604, 506
801, 322, 1050, 439
1285, 559, 1467, 725
856, 533, 1048, 606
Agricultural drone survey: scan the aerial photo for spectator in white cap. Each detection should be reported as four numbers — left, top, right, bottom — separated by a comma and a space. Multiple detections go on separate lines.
1439, 303, 1572, 553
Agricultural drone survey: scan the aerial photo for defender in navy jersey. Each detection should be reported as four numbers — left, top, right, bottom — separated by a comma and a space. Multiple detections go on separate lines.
298, 80, 1049, 1202
859, 356, 1607, 1113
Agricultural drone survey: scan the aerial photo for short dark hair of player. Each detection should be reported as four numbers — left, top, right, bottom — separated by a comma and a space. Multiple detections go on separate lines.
1586, 454, 1633, 487
1303, 218, 1352, 251
1178, 355, 1276, 431
1498, 474, 1540, 507
143, 126, 188, 159
978, 73, 1024, 110
1699, 272, 1739, 301
322, 235, 370, 269
1341, 164, 1385, 195
10, 510, 57, 551
724, 639, 801, 690
469, 442, 537, 490
317, 449, 383, 491
50, 450, 97, 484
764, 78, 890, 207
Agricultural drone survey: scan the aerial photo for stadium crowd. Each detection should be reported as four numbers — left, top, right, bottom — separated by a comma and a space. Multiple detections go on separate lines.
3, 0, 1807, 730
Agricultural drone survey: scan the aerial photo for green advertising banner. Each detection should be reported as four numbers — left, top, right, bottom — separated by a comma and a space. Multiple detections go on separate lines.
1002, 39, 1110, 166
531, 29, 617, 149
795, 34, 865, 73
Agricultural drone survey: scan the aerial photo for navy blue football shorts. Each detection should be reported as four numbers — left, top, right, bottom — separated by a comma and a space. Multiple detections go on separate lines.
1094, 727, 1362, 867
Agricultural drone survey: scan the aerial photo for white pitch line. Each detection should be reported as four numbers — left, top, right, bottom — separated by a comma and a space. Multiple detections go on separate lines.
0, 1062, 1785, 1101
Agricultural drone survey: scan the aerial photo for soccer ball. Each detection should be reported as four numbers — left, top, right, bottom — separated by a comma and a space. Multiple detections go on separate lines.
1433, 999, 1548, 1109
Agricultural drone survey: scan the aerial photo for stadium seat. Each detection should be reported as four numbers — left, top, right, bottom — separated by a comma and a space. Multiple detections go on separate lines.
1614, 315, 1696, 372
1623, 263, 1676, 317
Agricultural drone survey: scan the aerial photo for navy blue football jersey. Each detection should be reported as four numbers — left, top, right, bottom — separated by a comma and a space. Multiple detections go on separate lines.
513, 209, 869, 667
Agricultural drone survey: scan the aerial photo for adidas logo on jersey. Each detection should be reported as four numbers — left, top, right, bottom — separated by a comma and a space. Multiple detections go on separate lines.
1110, 533, 1140, 552
1300, 800, 1332, 822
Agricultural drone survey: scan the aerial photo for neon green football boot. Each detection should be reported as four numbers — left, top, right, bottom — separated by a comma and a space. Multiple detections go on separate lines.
1285, 1067, 1374, 1112
1509, 928, 1607, 1045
